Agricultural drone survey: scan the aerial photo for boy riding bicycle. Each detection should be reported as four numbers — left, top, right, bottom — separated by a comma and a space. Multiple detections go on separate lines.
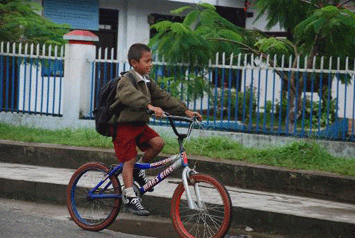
109, 43, 202, 216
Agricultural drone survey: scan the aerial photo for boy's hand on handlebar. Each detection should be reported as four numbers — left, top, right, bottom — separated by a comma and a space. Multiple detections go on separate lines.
185, 110, 202, 121
147, 104, 164, 119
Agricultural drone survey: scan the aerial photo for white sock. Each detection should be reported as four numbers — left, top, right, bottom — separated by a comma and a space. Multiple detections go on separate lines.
124, 187, 136, 198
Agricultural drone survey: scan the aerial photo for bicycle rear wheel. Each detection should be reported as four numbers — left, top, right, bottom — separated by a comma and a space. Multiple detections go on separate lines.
67, 162, 122, 231
171, 174, 232, 238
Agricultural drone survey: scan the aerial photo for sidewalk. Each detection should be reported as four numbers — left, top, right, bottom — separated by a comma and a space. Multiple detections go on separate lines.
1, 140, 355, 237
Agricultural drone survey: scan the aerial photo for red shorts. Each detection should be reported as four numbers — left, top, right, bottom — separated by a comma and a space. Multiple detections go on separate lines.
111, 124, 160, 163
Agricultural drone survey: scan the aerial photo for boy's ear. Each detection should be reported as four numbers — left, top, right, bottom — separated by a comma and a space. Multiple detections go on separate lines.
130, 59, 139, 67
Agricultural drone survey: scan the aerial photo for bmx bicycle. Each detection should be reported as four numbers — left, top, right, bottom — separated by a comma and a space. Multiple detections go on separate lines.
67, 113, 232, 238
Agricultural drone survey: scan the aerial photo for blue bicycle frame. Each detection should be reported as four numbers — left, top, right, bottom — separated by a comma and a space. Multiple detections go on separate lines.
88, 114, 195, 200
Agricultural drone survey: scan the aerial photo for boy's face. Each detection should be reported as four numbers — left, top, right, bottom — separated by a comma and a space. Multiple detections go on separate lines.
131, 51, 152, 76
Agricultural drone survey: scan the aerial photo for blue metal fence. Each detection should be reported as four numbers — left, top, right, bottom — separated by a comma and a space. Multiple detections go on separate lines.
2, 42, 355, 142
0, 42, 64, 116
90, 51, 355, 141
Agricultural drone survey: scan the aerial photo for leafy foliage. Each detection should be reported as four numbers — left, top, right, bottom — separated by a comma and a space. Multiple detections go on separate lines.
294, 6, 355, 58
0, 0, 70, 45
151, 20, 211, 66
254, 38, 294, 56
274, 89, 337, 127
254, 0, 355, 60
149, 3, 248, 67
254, 0, 312, 36
210, 87, 257, 122
156, 73, 211, 101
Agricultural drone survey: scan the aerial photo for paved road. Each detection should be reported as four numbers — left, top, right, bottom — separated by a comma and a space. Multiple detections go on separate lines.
0, 198, 154, 238
0, 198, 285, 238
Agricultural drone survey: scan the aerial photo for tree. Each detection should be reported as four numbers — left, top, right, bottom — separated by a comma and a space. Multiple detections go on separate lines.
253, 0, 311, 41
0, 0, 70, 45
148, 3, 254, 105
254, 0, 355, 131
150, 1, 355, 132
149, 3, 253, 67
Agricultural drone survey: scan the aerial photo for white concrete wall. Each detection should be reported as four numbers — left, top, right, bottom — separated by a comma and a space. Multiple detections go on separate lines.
245, 8, 284, 32
332, 77, 355, 119
63, 42, 96, 120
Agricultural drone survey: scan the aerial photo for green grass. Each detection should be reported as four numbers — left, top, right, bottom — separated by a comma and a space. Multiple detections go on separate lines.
0, 123, 113, 148
1, 122, 355, 177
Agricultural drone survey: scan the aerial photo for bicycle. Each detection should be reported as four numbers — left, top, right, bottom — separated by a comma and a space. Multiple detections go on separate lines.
67, 113, 232, 238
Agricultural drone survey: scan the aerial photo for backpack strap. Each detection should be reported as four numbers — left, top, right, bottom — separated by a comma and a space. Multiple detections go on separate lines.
121, 71, 151, 90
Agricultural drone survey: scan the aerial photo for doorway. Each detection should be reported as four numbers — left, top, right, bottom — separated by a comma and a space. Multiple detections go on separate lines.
93, 8, 119, 59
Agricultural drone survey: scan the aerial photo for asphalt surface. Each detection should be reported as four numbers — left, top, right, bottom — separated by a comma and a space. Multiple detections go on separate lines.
0, 198, 154, 238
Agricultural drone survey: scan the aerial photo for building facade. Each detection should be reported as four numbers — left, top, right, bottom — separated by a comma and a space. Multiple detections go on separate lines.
34, 0, 283, 60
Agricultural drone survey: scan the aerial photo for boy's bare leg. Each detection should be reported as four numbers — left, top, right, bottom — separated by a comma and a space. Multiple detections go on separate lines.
134, 136, 164, 193
122, 157, 135, 189
141, 136, 165, 163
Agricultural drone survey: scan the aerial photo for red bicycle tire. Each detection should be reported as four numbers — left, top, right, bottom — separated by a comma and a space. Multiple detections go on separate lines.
171, 174, 232, 238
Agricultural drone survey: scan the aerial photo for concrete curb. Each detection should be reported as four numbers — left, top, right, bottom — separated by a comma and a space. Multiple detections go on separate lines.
1, 139, 355, 203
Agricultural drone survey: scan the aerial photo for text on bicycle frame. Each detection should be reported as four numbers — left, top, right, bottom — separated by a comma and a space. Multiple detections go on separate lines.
143, 165, 174, 191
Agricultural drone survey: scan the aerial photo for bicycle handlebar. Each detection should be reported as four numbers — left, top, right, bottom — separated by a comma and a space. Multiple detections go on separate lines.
147, 110, 198, 140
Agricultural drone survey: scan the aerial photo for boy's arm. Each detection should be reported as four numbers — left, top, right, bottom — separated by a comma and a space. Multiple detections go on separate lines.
148, 80, 187, 115
148, 80, 202, 121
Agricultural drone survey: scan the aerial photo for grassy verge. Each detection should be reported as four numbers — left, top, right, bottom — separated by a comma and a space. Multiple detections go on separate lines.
1, 122, 355, 176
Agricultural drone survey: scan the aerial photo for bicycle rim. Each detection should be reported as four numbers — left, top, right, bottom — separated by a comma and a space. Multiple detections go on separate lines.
171, 174, 232, 238
67, 162, 121, 231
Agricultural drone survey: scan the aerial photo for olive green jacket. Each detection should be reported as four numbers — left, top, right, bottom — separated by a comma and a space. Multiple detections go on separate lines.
109, 70, 187, 124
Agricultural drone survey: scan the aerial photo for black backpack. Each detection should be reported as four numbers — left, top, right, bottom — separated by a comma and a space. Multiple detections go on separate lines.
93, 72, 136, 137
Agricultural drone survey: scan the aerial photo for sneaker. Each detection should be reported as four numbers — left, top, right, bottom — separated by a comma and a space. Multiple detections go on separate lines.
133, 168, 154, 192
123, 196, 150, 216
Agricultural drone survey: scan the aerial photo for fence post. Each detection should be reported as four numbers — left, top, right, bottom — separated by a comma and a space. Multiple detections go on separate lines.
62, 30, 98, 123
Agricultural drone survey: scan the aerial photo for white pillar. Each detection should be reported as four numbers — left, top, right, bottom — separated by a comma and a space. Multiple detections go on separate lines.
62, 30, 98, 122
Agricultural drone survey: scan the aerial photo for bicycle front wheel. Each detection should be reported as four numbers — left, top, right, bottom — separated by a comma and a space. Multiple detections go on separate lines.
67, 162, 122, 231
171, 174, 232, 238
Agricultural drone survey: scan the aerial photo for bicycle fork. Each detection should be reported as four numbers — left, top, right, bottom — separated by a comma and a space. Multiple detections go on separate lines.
182, 166, 204, 210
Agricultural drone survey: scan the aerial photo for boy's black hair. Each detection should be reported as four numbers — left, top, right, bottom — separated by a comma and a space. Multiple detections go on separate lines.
128, 43, 151, 66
